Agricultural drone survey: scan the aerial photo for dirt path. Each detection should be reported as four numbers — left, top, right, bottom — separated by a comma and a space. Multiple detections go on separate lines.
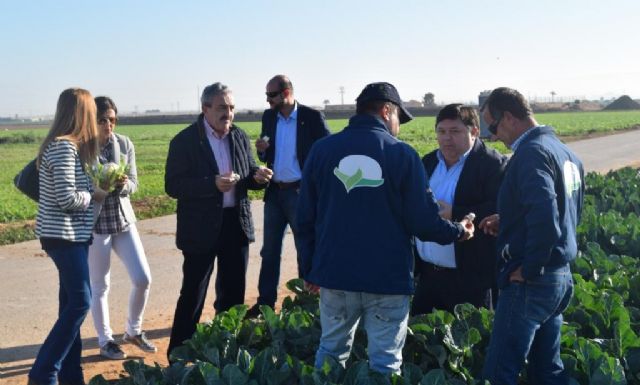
2, 129, 640, 384
0, 200, 299, 384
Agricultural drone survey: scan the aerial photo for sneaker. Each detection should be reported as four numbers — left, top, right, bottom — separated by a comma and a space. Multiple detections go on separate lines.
122, 332, 157, 353
100, 341, 127, 360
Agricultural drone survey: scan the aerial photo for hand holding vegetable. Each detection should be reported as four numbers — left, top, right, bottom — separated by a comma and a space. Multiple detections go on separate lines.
216, 171, 240, 192
86, 158, 129, 192
92, 185, 108, 204
253, 166, 273, 184
458, 212, 475, 241
255, 136, 270, 152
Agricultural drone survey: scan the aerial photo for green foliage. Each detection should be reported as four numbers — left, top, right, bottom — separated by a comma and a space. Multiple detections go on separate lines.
88, 165, 640, 384
96, 271, 640, 384
2, 111, 638, 243
578, 168, 640, 258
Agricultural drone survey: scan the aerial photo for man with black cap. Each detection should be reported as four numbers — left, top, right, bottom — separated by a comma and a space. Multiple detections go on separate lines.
296, 82, 476, 374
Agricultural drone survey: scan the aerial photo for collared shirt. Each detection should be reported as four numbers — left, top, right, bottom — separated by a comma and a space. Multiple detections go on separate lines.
415, 148, 472, 268
204, 118, 235, 208
273, 102, 301, 182
95, 135, 129, 234
510, 126, 537, 151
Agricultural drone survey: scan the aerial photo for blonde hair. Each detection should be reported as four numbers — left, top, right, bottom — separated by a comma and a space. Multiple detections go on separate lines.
38, 88, 99, 168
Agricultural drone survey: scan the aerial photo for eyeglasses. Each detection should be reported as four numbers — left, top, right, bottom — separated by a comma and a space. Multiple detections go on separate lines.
487, 112, 502, 135
98, 117, 117, 125
265, 90, 282, 98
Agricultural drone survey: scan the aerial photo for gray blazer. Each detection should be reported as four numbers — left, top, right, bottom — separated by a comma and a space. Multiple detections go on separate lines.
94, 133, 138, 225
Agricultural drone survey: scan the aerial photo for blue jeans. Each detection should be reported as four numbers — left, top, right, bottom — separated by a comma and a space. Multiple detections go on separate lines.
315, 288, 410, 375
30, 243, 92, 385
257, 188, 300, 307
482, 264, 574, 385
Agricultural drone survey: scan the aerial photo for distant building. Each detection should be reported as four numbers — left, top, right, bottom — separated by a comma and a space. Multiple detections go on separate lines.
404, 100, 423, 108
324, 100, 422, 111
324, 104, 356, 112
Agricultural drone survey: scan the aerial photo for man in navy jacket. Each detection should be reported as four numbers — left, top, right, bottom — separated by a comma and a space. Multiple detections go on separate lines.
165, 83, 272, 360
297, 82, 475, 374
412, 104, 507, 315
249, 75, 330, 316
479, 87, 584, 385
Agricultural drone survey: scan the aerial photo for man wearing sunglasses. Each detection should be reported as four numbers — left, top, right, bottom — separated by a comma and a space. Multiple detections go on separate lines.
479, 87, 584, 385
249, 75, 330, 317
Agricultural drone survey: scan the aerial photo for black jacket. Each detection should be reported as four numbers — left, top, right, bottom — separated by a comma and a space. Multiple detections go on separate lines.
165, 114, 264, 253
421, 138, 507, 290
258, 103, 330, 197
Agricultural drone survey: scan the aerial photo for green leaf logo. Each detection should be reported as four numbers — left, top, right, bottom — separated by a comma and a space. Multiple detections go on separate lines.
334, 155, 384, 193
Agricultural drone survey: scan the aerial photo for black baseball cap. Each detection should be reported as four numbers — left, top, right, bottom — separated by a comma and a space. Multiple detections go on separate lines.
356, 82, 414, 124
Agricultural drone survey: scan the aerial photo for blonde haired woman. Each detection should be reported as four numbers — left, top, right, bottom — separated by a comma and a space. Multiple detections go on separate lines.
29, 88, 106, 385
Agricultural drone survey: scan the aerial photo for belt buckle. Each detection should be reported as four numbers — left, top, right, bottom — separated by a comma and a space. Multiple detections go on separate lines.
432, 263, 445, 271
276, 180, 299, 189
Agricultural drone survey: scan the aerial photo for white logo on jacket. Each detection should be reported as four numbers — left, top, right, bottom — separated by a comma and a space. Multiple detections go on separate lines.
333, 155, 384, 193
563, 161, 581, 197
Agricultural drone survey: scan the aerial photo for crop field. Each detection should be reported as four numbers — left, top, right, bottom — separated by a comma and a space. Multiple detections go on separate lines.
89, 167, 640, 384
1, 110, 639, 244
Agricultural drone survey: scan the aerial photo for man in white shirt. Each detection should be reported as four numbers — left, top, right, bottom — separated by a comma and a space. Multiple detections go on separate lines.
412, 104, 506, 315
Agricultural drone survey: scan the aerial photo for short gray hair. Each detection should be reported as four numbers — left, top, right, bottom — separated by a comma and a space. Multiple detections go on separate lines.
201, 82, 230, 106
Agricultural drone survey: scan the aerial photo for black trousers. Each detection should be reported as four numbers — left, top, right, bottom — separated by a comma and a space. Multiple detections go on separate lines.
410, 260, 492, 316
167, 208, 249, 359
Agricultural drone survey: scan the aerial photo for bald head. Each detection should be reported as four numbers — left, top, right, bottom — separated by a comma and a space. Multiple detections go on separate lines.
266, 74, 295, 114
268, 75, 293, 94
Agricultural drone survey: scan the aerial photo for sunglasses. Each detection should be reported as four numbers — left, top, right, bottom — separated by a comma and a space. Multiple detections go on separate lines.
98, 117, 117, 125
487, 112, 502, 135
265, 90, 282, 98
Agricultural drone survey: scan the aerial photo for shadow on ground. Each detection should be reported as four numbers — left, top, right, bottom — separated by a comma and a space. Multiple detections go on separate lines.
0, 327, 170, 379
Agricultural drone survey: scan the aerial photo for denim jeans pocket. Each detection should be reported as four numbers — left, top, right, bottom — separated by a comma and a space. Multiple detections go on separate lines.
370, 294, 410, 323
320, 289, 348, 321
524, 279, 564, 323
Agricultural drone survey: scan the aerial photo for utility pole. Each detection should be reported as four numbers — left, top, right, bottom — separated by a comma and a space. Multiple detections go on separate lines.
339, 86, 345, 105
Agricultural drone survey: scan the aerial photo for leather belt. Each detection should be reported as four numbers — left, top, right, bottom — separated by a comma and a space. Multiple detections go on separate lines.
273, 180, 300, 189
422, 261, 455, 272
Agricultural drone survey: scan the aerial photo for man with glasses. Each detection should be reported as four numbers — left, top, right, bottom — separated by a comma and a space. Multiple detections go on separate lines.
479, 87, 584, 384
248, 75, 330, 317
411, 104, 506, 316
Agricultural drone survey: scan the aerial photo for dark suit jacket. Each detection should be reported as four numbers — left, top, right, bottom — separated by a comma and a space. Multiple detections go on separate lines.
165, 114, 264, 253
421, 138, 507, 290
258, 103, 330, 198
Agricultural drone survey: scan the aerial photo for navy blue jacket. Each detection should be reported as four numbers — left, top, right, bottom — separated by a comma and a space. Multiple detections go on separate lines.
297, 114, 464, 295
165, 115, 264, 253
258, 103, 330, 198
496, 126, 584, 287
422, 138, 507, 291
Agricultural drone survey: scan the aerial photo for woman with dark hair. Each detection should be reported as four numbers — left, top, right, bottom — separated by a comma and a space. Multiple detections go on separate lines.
88, 96, 155, 359
29, 88, 106, 385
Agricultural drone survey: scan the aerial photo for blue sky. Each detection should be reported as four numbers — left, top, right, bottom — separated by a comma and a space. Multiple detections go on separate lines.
1, 0, 638, 116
